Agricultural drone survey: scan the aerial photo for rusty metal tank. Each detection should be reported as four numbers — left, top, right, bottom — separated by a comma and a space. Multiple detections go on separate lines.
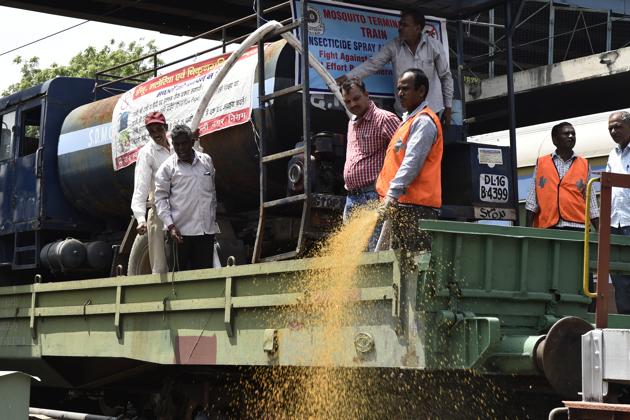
57, 40, 348, 219
202, 40, 348, 211
58, 94, 134, 220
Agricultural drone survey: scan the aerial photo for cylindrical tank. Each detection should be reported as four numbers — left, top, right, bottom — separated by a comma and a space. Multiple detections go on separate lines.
85, 241, 113, 271
40, 238, 86, 273
58, 94, 134, 220
58, 40, 349, 219
40, 239, 112, 274
200, 40, 348, 211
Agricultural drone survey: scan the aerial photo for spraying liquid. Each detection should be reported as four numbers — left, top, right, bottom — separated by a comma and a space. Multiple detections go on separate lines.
242, 205, 379, 418
238, 207, 528, 418
291, 205, 379, 418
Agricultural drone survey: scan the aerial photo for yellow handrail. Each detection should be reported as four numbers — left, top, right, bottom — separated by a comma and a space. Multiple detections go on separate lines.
583, 177, 600, 299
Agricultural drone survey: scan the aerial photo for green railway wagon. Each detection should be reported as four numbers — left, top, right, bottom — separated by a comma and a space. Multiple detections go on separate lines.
1, 221, 629, 417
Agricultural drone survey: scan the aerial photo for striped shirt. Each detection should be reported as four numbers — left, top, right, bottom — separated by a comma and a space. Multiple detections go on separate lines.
343, 101, 400, 191
525, 152, 599, 228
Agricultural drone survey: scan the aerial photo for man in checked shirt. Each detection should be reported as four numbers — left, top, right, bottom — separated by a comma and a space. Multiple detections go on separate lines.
525, 122, 599, 231
341, 78, 400, 250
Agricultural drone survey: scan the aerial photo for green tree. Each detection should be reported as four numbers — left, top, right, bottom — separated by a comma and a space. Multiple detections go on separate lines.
3, 39, 163, 95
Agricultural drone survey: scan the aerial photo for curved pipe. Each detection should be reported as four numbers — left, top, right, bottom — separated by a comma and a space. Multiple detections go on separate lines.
548, 406, 568, 420
30, 407, 117, 420
191, 20, 350, 131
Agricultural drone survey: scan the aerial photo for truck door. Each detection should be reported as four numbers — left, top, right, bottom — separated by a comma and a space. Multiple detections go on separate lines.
0, 111, 16, 267
0, 111, 16, 232
12, 100, 43, 228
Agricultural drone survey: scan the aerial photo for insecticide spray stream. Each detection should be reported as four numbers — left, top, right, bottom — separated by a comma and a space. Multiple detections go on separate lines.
291, 205, 380, 418
240, 205, 380, 418
235, 207, 535, 419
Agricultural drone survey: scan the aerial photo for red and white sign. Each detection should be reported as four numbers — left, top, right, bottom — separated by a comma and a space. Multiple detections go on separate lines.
111, 47, 259, 171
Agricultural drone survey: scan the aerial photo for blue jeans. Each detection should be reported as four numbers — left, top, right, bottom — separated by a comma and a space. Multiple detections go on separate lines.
343, 189, 382, 251
611, 226, 630, 314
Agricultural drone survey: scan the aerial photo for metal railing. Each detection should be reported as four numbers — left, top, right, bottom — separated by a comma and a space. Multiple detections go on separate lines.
94, 1, 291, 89
582, 176, 599, 299
582, 172, 630, 328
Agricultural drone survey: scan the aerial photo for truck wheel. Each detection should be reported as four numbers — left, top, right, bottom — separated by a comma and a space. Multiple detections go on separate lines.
127, 233, 151, 276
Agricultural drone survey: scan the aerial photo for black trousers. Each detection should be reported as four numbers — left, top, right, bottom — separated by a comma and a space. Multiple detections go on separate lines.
166, 234, 215, 271
611, 226, 630, 314
392, 205, 438, 252
551, 226, 584, 232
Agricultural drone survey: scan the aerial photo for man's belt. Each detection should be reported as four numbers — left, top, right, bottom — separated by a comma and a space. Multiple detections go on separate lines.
346, 185, 376, 195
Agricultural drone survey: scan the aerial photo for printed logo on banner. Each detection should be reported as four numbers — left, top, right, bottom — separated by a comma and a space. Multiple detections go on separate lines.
110, 46, 262, 171
308, 7, 325, 35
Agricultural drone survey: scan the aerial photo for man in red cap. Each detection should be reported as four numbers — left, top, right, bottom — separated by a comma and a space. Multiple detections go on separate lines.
130, 111, 173, 274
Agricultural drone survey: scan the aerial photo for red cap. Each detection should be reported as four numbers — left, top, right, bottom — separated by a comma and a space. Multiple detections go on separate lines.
144, 111, 166, 126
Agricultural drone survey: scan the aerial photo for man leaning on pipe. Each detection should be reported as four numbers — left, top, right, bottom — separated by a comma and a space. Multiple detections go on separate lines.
376, 68, 442, 252
336, 10, 453, 126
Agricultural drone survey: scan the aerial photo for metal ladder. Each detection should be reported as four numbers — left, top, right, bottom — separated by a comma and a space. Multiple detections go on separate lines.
251, 0, 312, 263
13, 230, 39, 269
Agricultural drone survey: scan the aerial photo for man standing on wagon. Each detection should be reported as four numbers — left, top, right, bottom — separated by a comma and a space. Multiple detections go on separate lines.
341, 77, 400, 250
525, 121, 599, 231
130, 112, 173, 274
336, 10, 453, 126
605, 111, 630, 314
376, 68, 442, 252
155, 124, 219, 271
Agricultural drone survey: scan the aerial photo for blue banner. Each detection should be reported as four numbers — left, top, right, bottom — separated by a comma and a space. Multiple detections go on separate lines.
292, 0, 448, 97
293, 0, 399, 96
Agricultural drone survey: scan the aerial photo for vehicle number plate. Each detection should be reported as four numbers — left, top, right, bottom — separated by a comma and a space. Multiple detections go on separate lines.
312, 194, 345, 211
479, 174, 509, 203
474, 206, 516, 220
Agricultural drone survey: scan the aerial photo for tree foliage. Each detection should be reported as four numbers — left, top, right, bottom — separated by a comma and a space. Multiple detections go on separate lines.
3, 39, 162, 95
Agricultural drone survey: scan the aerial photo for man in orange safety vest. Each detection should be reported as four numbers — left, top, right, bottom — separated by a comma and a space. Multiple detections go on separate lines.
376, 68, 443, 251
525, 122, 599, 231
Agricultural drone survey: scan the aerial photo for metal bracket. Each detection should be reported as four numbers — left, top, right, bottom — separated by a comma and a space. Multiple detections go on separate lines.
30, 288, 37, 339
162, 297, 169, 321
391, 257, 403, 336
82, 299, 92, 319
263, 329, 277, 354
224, 277, 233, 337
582, 329, 606, 402
114, 285, 122, 339
391, 258, 402, 318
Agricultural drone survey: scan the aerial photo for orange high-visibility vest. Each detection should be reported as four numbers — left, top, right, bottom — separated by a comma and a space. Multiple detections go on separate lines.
534, 154, 588, 228
376, 107, 443, 207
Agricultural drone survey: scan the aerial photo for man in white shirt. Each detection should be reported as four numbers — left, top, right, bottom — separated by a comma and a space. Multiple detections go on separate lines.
130, 112, 173, 274
155, 124, 219, 271
336, 10, 453, 124
606, 111, 630, 314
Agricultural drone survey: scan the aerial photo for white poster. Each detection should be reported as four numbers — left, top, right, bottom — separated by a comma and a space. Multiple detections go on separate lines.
111, 46, 260, 171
